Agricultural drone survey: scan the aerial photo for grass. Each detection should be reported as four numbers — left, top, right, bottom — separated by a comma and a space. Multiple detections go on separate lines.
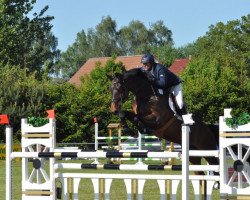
1, 158, 221, 199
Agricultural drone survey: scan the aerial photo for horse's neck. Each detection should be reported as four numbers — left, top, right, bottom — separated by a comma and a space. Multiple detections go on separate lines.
135, 90, 154, 102
132, 82, 155, 101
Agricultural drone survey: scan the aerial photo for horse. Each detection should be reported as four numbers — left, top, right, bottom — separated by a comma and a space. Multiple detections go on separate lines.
109, 67, 220, 176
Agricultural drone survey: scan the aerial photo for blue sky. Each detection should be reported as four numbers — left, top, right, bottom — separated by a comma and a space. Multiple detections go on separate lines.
33, 0, 250, 52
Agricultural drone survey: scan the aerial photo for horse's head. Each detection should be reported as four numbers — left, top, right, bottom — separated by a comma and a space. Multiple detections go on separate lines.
110, 72, 129, 113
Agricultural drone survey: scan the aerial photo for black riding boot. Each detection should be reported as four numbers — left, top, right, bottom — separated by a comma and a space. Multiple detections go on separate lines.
180, 105, 188, 115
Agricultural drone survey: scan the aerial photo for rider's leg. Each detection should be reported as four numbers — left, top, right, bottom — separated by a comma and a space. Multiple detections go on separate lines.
170, 83, 185, 113
170, 84, 194, 123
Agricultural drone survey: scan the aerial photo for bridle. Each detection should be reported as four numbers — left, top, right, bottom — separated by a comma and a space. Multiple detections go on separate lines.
111, 77, 127, 105
111, 71, 158, 107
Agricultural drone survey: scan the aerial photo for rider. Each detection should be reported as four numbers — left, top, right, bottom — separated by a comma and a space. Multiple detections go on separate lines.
140, 53, 194, 124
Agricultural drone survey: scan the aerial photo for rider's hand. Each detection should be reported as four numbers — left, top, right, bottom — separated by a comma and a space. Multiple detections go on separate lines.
144, 70, 155, 82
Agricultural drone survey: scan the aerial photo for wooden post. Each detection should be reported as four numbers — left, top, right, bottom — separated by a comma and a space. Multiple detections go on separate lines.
166, 179, 171, 200
107, 123, 122, 163
169, 142, 175, 165
67, 178, 73, 200
132, 179, 137, 200
99, 178, 105, 200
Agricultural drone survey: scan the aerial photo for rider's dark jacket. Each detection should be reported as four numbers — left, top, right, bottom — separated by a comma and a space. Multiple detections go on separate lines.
143, 63, 181, 91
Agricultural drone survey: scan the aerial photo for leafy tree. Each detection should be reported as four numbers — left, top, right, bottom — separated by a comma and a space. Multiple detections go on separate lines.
150, 44, 180, 67
149, 20, 173, 47
42, 82, 84, 142
71, 59, 122, 143
89, 16, 120, 57
0, 64, 46, 142
119, 20, 150, 55
176, 43, 198, 59
119, 20, 173, 55
44, 58, 125, 143
181, 15, 250, 123
55, 30, 91, 78
57, 17, 174, 78
57, 16, 121, 78
0, 0, 60, 77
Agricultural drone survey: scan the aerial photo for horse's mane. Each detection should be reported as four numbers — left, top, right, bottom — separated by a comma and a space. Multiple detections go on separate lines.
123, 68, 145, 80
123, 68, 142, 80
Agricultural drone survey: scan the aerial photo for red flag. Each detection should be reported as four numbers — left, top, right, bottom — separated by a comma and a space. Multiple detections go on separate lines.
0, 114, 9, 125
46, 110, 55, 119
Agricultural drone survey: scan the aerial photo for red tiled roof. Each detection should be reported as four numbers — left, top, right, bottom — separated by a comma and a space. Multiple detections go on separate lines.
69, 55, 143, 86
69, 56, 190, 86
168, 58, 190, 75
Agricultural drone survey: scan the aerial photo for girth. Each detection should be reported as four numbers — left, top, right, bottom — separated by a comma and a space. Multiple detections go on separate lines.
154, 117, 176, 139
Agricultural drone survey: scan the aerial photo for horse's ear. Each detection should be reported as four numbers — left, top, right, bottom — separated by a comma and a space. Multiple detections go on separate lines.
121, 65, 127, 73
114, 72, 123, 79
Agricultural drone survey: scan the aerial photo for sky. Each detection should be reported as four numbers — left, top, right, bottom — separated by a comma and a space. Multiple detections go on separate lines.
32, 0, 250, 52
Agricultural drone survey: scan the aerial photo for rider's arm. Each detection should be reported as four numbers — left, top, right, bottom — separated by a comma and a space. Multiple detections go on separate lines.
151, 68, 167, 89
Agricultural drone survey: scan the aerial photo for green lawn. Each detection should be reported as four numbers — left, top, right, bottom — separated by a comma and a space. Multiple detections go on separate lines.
1, 159, 220, 199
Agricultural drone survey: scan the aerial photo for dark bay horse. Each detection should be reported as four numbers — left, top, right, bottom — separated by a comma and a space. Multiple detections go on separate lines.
110, 67, 220, 173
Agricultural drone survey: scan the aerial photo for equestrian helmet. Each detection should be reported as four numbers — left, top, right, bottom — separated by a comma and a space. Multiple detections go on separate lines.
141, 53, 155, 64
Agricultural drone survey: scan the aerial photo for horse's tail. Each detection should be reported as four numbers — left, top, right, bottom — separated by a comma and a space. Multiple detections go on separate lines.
207, 124, 219, 148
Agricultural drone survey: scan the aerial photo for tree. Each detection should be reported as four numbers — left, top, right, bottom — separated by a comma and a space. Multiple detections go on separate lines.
69, 58, 122, 142
89, 16, 120, 57
119, 20, 150, 55
0, 0, 60, 77
42, 82, 83, 142
55, 30, 90, 78
181, 15, 250, 123
150, 44, 180, 67
149, 20, 173, 47
57, 17, 174, 78
119, 20, 173, 55
57, 16, 121, 78
44, 57, 125, 143
0, 64, 46, 142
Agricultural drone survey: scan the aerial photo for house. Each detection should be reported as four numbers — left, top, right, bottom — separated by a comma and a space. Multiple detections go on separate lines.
168, 58, 190, 75
68, 55, 143, 86
68, 55, 190, 86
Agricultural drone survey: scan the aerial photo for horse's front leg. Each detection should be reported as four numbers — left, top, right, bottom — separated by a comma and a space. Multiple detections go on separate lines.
117, 110, 138, 137
119, 110, 150, 137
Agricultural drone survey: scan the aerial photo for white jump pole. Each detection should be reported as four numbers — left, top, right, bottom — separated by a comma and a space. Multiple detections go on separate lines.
6, 125, 13, 200
182, 124, 190, 200
136, 131, 144, 164
93, 117, 99, 164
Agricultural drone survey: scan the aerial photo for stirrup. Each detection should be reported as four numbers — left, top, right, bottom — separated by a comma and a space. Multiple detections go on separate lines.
174, 114, 183, 121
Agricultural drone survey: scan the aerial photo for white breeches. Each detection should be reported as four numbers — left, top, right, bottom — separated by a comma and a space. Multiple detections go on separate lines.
169, 83, 184, 109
